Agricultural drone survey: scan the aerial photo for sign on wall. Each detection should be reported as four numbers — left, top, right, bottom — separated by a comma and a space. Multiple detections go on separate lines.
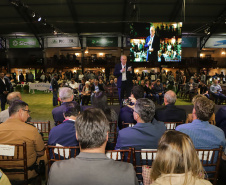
47, 37, 79, 47
205, 38, 226, 48
9, 38, 40, 48
86, 37, 118, 47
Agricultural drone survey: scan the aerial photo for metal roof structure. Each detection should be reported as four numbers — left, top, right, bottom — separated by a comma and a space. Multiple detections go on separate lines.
0, 0, 225, 37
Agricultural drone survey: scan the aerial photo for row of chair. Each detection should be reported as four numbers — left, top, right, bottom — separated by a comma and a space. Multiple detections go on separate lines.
0, 142, 222, 185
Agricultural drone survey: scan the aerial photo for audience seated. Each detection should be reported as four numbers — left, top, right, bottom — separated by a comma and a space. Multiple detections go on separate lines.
68, 78, 79, 94
185, 95, 216, 124
52, 87, 78, 125
0, 92, 22, 123
118, 86, 144, 130
185, 78, 197, 95
210, 79, 226, 104
215, 106, 226, 137
176, 97, 226, 150
115, 98, 166, 150
153, 79, 164, 105
91, 79, 104, 103
81, 81, 91, 105
92, 91, 117, 122
155, 90, 186, 122
48, 108, 138, 185
48, 103, 80, 147
0, 100, 45, 181
143, 131, 212, 185
198, 80, 209, 99
144, 80, 155, 101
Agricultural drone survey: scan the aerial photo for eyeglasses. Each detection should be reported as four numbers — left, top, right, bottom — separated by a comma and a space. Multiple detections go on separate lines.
22, 109, 31, 113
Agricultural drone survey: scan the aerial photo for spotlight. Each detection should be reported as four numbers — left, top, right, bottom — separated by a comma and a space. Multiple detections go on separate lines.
38, 17, 42, 21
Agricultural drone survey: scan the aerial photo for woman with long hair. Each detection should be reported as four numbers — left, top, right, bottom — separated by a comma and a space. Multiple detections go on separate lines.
149, 130, 211, 185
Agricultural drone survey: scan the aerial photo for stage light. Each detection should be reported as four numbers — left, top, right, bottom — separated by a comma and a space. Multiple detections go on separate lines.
222, 51, 226, 55
99, 53, 104, 56
38, 17, 42, 22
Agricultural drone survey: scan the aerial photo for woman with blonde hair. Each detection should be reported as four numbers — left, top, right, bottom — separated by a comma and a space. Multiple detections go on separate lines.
149, 130, 212, 185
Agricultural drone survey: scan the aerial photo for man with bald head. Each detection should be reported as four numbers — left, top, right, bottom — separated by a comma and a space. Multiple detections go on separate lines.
0, 92, 22, 123
154, 90, 186, 122
114, 55, 134, 107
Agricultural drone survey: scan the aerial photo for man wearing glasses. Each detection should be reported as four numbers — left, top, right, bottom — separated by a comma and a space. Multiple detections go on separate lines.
0, 100, 45, 182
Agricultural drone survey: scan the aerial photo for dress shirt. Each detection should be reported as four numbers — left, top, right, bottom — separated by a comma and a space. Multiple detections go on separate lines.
121, 63, 127, 81
176, 119, 226, 149
1, 78, 5, 84
149, 35, 155, 51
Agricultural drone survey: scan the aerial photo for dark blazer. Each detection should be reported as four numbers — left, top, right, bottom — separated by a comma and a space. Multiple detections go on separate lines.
155, 104, 186, 122
215, 106, 226, 137
144, 35, 160, 61
48, 152, 138, 185
115, 119, 166, 150
113, 63, 134, 88
0, 78, 10, 95
91, 83, 104, 92
118, 106, 136, 130
51, 78, 59, 91
52, 101, 78, 124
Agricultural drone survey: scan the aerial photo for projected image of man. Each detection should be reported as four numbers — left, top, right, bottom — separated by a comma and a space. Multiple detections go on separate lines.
144, 26, 160, 63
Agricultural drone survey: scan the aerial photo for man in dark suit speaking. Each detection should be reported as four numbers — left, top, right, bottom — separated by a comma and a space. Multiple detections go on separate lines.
144, 26, 160, 62
114, 55, 134, 106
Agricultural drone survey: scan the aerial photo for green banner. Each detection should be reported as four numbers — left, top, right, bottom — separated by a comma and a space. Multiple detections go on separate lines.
87, 37, 118, 47
9, 38, 40, 48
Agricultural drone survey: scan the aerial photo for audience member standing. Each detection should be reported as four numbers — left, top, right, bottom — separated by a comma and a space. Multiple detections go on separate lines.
114, 55, 134, 107
155, 90, 186, 122
51, 74, 59, 106
0, 72, 10, 111
48, 108, 138, 185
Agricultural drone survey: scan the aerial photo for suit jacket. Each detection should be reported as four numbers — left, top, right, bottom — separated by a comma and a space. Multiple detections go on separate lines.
0, 78, 10, 95
51, 78, 59, 91
52, 101, 78, 124
215, 106, 226, 137
155, 104, 186, 122
91, 83, 104, 92
144, 35, 160, 61
115, 119, 166, 150
118, 106, 136, 130
113, 63, 134, 88
48, 152, 138, 185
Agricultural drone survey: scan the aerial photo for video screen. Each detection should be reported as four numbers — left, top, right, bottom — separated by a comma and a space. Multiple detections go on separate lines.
130, 22, 182, 63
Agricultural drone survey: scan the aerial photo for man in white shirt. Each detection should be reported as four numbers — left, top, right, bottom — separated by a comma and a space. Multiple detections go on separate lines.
114, 55, 134, 107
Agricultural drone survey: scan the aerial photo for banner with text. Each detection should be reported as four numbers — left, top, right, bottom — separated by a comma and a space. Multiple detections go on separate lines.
86, 37, 118, 47
205, 38, 226, 48
47, 37, 79, 47
9, 38, 40, 48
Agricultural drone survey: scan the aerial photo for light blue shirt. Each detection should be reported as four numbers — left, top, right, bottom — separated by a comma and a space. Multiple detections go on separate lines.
210, 84, 222, 93
176, 119, 226, 150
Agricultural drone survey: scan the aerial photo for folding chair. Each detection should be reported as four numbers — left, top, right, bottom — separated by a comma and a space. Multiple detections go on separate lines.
105, 149, 132, 163
196, 146, 223, 185
0, 142, 28, 185
28, 121, 51, 143
46, 145, 80, 168
164, 121, 183, 130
